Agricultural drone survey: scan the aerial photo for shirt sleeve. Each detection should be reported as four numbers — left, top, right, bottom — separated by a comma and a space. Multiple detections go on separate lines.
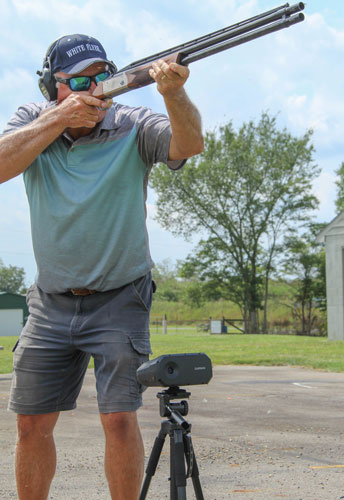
1, 102, 50, 135
134, 107, 186, 170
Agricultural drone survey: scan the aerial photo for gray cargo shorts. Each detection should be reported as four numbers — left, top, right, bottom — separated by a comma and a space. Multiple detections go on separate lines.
8, 273, 154, 415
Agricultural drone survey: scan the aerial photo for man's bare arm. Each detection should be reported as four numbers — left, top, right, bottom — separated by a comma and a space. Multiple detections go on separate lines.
149, 60, 204, 161
0, 110, 65, 183
0, 94, 109, 184
163, 86, 204, 161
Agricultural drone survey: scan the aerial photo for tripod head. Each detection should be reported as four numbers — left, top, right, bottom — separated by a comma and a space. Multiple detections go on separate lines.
157, 387, 191, 430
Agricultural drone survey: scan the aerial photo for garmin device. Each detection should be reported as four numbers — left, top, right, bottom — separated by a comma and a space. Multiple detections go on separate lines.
136, 352, 212, 387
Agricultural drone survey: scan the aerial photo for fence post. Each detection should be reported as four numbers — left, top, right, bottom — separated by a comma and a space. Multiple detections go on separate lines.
163, 314, 167, 335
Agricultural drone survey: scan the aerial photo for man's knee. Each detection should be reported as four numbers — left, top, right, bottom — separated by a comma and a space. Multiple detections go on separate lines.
100, 411, 139, 440
17, 412, 59, 440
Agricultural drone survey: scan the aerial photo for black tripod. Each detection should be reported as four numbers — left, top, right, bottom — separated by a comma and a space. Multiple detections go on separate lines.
139, 387, 205, 500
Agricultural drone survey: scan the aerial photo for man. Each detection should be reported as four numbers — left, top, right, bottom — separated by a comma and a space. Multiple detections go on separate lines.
0, 34, 203, 499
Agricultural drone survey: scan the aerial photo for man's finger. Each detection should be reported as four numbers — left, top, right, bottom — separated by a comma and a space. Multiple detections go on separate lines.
169, 62, 190, 79
151, 61, 163, 77
80, 94, 109, 108
62, 93, 103, 112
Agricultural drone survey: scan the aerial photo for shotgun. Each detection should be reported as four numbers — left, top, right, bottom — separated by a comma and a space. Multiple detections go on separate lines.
93, 2, 305, 100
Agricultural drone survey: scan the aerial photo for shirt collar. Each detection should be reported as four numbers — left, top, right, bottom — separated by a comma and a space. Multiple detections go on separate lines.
61, 103, 119, 144
98, 105, 118, 131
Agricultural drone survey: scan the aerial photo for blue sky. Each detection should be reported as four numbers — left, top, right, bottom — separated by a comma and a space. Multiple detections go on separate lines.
0, 0, 343, 285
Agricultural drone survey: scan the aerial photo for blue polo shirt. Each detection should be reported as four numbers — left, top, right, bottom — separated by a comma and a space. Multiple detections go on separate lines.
3, 101, 184, 292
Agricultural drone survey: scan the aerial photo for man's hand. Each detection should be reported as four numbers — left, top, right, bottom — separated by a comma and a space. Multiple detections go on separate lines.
149, 59, 190, 96
57, 94, 112, 130
148, 59, 203, 161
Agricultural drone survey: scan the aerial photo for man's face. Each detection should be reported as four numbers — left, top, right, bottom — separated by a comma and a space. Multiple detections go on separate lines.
55, 62, 107, 101
55, 62, 109, 123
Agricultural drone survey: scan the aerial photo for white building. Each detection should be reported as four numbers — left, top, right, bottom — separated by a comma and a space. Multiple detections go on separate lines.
317, 213, 344, 341
0, 292, 28, 336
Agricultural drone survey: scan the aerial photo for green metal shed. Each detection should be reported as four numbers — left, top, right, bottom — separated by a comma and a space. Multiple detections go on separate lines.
0, 292, 28, 336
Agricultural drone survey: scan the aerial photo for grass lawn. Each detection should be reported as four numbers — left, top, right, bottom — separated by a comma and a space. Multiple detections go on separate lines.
0, 337, 17, 374
150, 331, 344, 372
1, 330, 344, 374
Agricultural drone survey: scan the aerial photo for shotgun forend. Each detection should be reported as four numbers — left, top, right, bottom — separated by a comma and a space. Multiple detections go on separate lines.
93, 2, 305, 99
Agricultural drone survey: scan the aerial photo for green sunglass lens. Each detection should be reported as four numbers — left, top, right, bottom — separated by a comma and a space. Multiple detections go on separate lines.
95, 72, 110, 83
70, 77, 91, 91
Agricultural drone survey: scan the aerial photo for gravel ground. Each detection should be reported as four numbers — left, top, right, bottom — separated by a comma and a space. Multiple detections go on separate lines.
1, 365, 344, 500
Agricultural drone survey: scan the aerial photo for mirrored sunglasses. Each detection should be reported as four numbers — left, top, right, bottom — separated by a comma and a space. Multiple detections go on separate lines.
55, 71, 111, 91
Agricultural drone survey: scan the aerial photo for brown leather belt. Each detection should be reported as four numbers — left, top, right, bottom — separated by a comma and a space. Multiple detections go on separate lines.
70, 288, 97, 296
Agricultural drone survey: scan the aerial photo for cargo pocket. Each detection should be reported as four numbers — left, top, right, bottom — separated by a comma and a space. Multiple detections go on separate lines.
132, 273, 153, 311
128, 334, 152, 396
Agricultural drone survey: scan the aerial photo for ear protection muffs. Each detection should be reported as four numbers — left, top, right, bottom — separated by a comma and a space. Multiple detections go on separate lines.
36, 37, 118, 102
36, 37, 64, 102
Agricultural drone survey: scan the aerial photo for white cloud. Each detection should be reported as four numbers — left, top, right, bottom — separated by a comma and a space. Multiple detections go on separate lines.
12, 0, 107, 24
0, 68, 38, 129
146, 203, 159, 228
313, 171, 337, 223
0, 177, 34, 283
1, 68, 35, 94
187, 0, 258, 25
233, 9, 343, 154
123, 13, 181, 61
282, 91, 344, 149
259, 68, 280, 91
0, 177, 30, 230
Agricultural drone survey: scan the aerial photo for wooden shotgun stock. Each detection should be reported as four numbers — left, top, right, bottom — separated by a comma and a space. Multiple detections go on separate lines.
93, 52, 182, 99
93, 2, 305, 100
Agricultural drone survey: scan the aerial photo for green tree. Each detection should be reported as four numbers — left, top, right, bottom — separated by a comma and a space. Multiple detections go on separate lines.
150, 112, 319, 333
178, 259, 224, 308
283, 224, 327, 335
152, 259, 212, 307
335, 161, 344, 214
0, 259, 27, 294
152, 259, 182, 302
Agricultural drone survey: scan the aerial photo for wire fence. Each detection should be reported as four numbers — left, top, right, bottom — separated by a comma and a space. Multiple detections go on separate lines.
150, 317, 211, 334
149, 317, 246, 335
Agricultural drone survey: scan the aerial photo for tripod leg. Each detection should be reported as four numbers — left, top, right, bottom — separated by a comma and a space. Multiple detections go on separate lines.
190, 453, 205, 500
139, 427, 167, 500
184, 433, 205, 500
170, 428, 187, 500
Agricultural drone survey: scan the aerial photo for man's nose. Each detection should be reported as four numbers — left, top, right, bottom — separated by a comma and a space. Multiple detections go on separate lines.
89, 80, 97, 93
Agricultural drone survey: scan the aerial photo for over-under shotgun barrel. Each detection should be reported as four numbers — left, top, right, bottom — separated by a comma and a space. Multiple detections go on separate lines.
93, 2, 305, 100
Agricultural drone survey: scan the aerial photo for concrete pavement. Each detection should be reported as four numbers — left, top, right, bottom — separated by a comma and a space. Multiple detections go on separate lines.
1, 365, 344, 499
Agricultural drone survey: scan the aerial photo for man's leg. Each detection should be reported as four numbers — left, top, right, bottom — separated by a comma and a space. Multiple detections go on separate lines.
16, 412, 60, 500
100, 411, 144, 500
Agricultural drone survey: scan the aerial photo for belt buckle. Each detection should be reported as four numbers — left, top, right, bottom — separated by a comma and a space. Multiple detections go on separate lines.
70, 288, 96, 296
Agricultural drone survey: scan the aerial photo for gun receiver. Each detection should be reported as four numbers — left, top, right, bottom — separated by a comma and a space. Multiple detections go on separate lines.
93, 2, 305, 99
